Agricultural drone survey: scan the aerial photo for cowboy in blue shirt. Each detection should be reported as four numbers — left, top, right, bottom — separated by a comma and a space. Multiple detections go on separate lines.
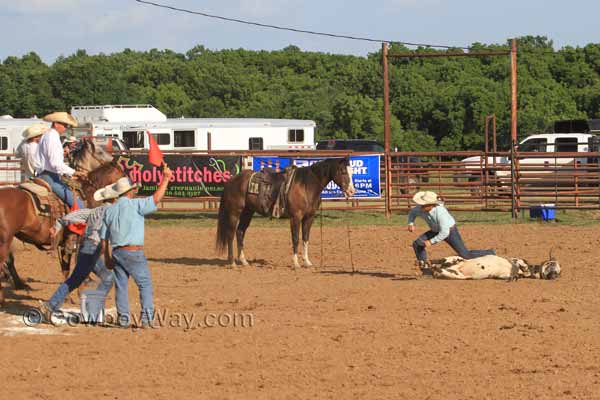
408, 191, 495, 274
100, 166, 172, 328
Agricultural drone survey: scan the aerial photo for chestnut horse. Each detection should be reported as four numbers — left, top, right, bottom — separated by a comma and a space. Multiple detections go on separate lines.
216, 157, 356, 268
0, 139, 124, 303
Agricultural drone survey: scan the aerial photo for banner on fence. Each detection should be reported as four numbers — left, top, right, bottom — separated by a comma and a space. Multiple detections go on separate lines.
118, 155, 241, 197
252, 155, 381, 198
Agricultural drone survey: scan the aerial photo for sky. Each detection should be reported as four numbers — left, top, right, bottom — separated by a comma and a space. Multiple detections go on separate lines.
1, 0, 599, 63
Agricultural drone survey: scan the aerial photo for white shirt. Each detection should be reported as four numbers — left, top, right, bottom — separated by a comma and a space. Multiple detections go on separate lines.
35, 128, 75, 176
16, 140, 40, 177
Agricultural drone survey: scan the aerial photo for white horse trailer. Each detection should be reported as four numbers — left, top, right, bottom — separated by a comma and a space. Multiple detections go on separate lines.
0, 117, 49, 184
71, 105, 316, 152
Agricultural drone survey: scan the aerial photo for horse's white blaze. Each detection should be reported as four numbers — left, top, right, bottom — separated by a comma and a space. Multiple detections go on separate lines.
346, 166, 356, 196
303, 241, 313, 266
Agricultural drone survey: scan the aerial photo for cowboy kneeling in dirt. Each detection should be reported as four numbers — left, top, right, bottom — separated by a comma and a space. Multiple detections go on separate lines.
99, 166, 172, 329
408, 191, 495, 275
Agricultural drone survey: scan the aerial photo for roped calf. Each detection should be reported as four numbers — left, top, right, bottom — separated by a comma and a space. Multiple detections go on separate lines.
429, 255, 561, 280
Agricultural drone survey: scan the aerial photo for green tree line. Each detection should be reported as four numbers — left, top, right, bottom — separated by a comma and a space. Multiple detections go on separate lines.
1, 36, 599, 151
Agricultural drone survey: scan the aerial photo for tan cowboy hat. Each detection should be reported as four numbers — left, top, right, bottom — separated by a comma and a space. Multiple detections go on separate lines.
412, 191, 439, 205
93, 177, 140, 201
22, 123, 48, 139
43, 111, 78, 128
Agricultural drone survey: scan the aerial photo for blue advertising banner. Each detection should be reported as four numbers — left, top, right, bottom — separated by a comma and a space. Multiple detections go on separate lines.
252, 155, 381, 199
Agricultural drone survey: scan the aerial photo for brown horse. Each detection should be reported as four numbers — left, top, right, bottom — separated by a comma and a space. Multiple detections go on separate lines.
0, 139, 124, 303
216, 157, 356, 268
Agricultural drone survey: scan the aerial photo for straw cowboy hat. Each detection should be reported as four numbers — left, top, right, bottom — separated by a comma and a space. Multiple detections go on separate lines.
43, 111, 78, 128
22, 123, 48, 139
412, 191, 439, 206
93, 177, 140, 201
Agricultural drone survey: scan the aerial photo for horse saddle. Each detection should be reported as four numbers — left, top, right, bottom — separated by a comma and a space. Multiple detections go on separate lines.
248, 168, 286, 217
248, 167, 296, 218
19, 178, 69, 220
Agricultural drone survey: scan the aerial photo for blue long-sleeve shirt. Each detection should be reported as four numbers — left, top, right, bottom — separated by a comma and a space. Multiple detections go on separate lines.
407, 203, 456, 244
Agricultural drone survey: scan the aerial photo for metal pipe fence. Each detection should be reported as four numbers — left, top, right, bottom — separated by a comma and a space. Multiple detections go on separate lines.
4, 149, 600, 216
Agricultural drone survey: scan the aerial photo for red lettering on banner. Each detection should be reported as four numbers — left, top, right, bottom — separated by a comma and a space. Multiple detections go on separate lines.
126, 161, 236, 185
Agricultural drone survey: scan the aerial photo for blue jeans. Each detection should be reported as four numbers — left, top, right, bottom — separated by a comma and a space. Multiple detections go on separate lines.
112, 248, 154, 326
413, 227, 496, 262
47, 245, 115, 311
38, 171, 84, 209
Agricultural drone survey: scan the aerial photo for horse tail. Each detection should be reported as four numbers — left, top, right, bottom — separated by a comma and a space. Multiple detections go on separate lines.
215, 193, 229, 254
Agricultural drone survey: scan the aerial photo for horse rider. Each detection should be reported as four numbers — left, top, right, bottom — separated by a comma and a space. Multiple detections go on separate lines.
407, 191, 496, 275
62, 135, 78, 164
100, 165, 172, 328
15, 123, 46, 181
35, 112, 85, 208
38, 185, 120, 323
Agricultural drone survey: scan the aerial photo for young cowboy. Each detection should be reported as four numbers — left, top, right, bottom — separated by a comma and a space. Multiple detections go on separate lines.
408, 191, 495, 273
16, 123, 46, 181
100, 166, 172, 328
38, 184, 120, 322
35, 112, 85, 208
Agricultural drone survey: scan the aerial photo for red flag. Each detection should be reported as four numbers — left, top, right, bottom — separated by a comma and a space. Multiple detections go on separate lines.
146, 130, 164, 167
66, 201, 86, 235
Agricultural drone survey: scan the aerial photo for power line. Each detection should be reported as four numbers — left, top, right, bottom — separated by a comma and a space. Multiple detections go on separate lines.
134, 0, 472, 51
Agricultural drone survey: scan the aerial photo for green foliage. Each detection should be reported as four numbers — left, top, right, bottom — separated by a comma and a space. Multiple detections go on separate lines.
1, 36, 598, 150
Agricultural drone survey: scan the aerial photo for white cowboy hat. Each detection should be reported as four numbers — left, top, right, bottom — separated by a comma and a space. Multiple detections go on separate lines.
62, 135, 78, 144
22, 123, 48, 139
93, 177, 140, 201
43, 111, 78, 128
412, 191, 439, 205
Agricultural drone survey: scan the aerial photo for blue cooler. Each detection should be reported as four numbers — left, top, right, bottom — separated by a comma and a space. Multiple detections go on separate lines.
80, 289, 107, 324
529, 204, 555, 221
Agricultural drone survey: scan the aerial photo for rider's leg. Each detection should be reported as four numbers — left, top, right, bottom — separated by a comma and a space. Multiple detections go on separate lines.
38, 172, 84, 208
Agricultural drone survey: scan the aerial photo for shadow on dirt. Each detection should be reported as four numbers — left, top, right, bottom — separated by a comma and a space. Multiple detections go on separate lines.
148, 257, 269, 268
317, 269, 412, 279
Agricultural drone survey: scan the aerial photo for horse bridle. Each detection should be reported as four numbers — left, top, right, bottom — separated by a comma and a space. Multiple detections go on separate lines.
73, 141, 109, 174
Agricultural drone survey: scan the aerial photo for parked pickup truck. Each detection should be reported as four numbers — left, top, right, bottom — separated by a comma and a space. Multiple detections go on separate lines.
460, 132, 595, 182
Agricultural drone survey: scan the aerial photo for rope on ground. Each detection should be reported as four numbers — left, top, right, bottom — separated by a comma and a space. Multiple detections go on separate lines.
346, 214, 355, 274
319, 201, 324, 269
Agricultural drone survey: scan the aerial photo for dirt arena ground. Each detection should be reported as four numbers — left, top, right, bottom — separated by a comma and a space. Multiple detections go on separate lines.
2, 222, 600, 399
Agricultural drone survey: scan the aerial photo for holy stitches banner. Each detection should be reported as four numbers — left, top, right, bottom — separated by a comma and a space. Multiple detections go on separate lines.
117, 155, 242, 197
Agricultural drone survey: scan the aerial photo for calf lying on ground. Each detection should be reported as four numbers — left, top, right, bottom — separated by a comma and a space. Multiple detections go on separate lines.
428, 255, 561, 280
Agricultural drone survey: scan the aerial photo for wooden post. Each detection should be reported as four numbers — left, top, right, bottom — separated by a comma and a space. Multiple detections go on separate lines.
383, 42, 392, 219
510, 38, 519, 219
